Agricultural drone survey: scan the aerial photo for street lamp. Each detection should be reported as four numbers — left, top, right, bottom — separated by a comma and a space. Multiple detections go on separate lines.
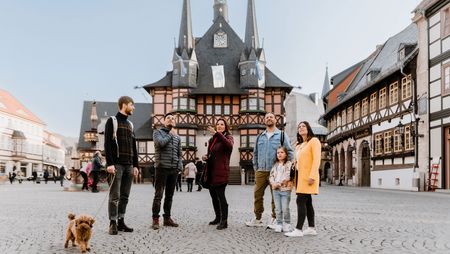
396, 121, 405, 135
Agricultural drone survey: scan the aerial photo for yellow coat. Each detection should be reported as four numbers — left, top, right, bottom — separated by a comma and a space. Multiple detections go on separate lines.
295, 137, 321, 194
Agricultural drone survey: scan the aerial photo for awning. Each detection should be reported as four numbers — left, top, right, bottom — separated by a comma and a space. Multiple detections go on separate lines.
12, 130, 26, 139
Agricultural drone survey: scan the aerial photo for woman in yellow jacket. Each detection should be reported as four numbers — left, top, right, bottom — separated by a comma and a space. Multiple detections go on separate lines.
285, 121, 321, 237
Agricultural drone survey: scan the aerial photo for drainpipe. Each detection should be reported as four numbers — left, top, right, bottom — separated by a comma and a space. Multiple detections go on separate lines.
400, 59, 420, 190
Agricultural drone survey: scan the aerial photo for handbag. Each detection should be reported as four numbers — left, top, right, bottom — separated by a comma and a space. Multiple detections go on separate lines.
199, 166, 210, 189
290, 162, 298, 188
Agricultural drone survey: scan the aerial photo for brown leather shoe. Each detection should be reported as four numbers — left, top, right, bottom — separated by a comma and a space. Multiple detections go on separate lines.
163, 217, 179, 227
152, 217, 160, 230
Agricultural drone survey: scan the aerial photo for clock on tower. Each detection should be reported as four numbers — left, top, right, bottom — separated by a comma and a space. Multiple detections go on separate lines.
214, 31, 227, 48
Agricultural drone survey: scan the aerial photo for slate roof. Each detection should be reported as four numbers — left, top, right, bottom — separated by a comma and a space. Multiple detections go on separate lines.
77, 101, 152, 150
145, 15, 292, 94
324, 23, 418, 116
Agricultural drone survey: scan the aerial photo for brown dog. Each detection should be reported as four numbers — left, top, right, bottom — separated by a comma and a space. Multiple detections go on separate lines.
64, 213, 95, 253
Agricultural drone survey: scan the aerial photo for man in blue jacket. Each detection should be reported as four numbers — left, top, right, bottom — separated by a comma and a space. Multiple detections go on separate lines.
246, 112, 293, 227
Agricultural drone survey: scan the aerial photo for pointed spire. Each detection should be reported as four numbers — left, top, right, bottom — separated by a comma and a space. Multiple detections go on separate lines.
178, 0, 193, 51
245, 0, 260, 51
214, 0, 229, 23
321, 66, 331, 98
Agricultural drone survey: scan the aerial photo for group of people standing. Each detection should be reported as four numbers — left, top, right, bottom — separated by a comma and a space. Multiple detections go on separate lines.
103, 96, 321, 238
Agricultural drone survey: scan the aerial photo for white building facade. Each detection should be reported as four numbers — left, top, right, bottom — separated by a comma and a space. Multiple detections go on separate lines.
0, 89, 65, 181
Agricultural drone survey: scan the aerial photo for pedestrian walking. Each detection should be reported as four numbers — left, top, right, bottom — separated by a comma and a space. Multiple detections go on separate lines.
285, 121, 321, 237
184, 161, 197, 192
151, 112, 182, 230
245, 112, 293, 227
43, 169, 49, 184
53, 169, 58, 183
104, 96, 139, 235
59, 166, 66, 187
9, 171, 15, 184
91, 151, 103, 193
195, 158, 204, 191
203, 118, 234, 230
80, 164, 90, 191
268, 147, 293, 233
32, 171, 37, 183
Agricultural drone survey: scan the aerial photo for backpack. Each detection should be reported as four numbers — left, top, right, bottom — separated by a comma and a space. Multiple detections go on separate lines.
110, 116, 134, 140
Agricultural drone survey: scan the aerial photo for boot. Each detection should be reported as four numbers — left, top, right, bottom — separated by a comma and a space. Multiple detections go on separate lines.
152, 217, 160, 230
216, 219, 228, 230
208, 217, 220, 225
163, 217, 179, 227
109, 220, 118, 235
118, 218, 133, 232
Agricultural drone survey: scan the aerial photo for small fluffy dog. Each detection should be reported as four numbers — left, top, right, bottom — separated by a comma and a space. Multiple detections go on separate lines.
64, 213, 95, 253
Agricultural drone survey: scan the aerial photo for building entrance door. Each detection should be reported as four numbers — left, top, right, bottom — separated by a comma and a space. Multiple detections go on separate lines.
360, 142, 371, 187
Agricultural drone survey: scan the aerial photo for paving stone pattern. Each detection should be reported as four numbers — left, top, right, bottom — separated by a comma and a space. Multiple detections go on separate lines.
1, 182, 450, 254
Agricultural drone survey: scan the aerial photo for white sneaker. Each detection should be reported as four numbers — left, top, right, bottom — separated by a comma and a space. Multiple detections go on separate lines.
284, 229, 303, 237
303, 227, 317, 236
274, 224, 282, 233
282, 223, 292, 232
245, 218, 264, 227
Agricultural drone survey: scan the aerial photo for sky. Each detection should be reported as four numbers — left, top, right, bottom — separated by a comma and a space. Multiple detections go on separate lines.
0, 0, 422, 138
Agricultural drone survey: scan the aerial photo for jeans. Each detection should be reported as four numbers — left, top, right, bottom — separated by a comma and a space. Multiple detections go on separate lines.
296, 194, 315, 230
186, 178, 194, 192
152, 168, 178, 218
273, 190, 291, 225
209, 184, 228, 222
253, 171, 275, 220
108, 164, 133, 220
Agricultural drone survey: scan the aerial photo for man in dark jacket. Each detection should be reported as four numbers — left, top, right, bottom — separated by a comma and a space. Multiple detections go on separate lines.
151, 112, 182, 230
91, 151, 103, 193
104, 96, 139, 235
59, 166, 66, 187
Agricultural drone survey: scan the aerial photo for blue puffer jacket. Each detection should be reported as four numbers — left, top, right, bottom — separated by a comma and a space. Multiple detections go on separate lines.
252, 128, 294, 172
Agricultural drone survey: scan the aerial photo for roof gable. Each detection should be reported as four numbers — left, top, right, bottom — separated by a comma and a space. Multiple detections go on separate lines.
0, 89, 45, 125
192, 15, 246, 94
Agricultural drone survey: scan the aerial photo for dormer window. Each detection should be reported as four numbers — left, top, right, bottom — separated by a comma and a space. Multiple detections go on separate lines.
367, 69, 380, 83
398, 48, 406, 61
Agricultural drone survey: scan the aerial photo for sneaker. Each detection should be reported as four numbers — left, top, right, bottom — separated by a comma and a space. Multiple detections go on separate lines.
284, 229, 303, 237
245, 218, 264, 227
274, 224, 282, 233
282, 223, 292, 232
303, 227, 317, 236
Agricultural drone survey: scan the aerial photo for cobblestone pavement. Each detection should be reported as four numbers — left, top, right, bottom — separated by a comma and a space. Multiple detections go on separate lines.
1, 181, 450, 254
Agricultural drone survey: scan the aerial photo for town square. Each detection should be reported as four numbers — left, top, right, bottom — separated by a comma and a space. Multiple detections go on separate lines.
2, 0, 450, 253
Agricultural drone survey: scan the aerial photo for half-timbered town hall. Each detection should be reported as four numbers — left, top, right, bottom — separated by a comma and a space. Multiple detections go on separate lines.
144, 0, 292, 184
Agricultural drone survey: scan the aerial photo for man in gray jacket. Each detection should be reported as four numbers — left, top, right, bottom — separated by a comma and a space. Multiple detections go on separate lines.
151, 113, 182, 230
